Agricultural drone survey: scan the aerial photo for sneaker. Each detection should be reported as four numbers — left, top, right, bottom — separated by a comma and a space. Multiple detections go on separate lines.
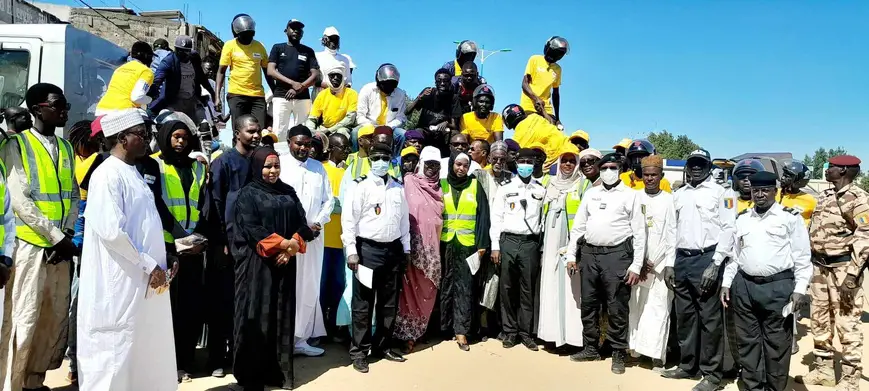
651, 359, 665, 373
294, 340, 325, 357
211, 368, 226, 378
570, 346, 601, 362
611, 350, 626, 374
520, 336, 539, 351
502, 334, 517, 349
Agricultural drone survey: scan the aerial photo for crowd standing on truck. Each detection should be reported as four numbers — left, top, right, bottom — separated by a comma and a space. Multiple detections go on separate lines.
0, 13, 865, 391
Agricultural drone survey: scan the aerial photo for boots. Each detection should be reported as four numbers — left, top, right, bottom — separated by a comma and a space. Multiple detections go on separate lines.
797, 357, 835, 387
836, 364, 861, 391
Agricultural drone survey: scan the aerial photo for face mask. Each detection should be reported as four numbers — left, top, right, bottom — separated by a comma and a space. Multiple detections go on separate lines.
370, 159, 390, 177
601, 168, 620, 185
517, 163, 534, 178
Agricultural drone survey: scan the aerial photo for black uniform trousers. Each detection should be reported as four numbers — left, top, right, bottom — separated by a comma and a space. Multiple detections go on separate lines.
731, 270, 794, 391
169, 252, 205, 372
499, 233, 541, 339
579, 241, 633, 350
349, 238, 403, 360
227, 94, 267, 127
205, 243, 235, 370
674, 246, 724, 383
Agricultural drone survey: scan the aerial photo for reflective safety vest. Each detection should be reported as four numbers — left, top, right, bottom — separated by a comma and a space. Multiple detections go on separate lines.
346, 153, 397, 179
441, 178, 478, 246
154, 154, 207, 243
566, 179, 592, 231
13, 130, 74, 247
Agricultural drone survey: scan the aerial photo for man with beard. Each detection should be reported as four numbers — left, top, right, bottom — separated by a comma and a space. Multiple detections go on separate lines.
662, 149, 736, 391
502, 104, 566, 170
406, 69, 456, 156
777, 160, 816, 226
452, 62, 484, 115
475, 140, 512, 205
268, 19, 321, 140
460, 84, 503, 143
721, 171, 811, 391
1, 106, 32, 136
521, 36, 568, 125
313, 26, 356, 100
354, 64, 407, 158
215, 14, 274, 125
279, 125, 333, 357
149, 35, 216, 123
305, 63, 357, 138
619, 139, 672, 192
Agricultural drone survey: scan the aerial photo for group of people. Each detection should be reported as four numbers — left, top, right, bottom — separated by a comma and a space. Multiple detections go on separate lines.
0, 12, 866, 391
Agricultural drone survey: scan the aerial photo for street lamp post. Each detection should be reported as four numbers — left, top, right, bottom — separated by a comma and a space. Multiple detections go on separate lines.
453, 41, 512, 77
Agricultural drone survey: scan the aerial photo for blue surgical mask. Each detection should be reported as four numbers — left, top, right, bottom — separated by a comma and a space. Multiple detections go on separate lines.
517, 163, 534, 178
370, 159, 390, 177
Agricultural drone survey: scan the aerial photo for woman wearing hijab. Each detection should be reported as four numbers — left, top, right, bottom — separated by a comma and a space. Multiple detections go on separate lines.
231, 146, 314, 391
394, 147, 443, 351
439, 152, 490, 351
537, 143, 588, 350
152, 120, 209, 382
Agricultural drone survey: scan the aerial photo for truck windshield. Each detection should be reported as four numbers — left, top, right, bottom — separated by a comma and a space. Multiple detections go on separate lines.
0, 49, 30, 109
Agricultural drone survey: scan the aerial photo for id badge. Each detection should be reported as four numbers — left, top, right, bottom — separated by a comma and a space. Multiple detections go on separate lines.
599, 203, 607, 210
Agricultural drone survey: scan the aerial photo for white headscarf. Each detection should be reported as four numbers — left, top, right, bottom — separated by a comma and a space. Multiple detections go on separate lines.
545, 150, 583, 202
417, 146, 442, 175
326, 63, 347, 94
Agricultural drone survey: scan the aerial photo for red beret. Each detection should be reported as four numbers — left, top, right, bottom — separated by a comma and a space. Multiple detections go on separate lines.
373, 126, 392, 137
90, 115, 105, 137
829, 155, 861, 166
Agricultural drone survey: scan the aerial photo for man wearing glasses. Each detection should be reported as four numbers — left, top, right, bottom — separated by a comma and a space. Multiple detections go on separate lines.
0, 83, 80, 391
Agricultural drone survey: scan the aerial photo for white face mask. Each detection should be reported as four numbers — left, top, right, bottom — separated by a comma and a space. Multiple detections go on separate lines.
601, 168, 620, 185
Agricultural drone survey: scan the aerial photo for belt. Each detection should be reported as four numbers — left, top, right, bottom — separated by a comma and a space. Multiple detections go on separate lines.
583, 238, 633, 255
503, 232, 541, 241
811, 252, 850, 267
738, 269, 794, 284
677, 245, 717, 257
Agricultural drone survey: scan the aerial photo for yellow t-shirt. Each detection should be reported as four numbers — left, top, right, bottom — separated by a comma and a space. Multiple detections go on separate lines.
311, 88, 358, 128
96, 60, 154, 111
619, 171, 672, 193
519, 55, 562, 114
376, 92, 388, 125
737, 198, 753, 214
324, 161, 345, 249
75, 154, 99, 200
454, 60, 462, 76
512, 113, 566, 169
219, 38, 268, 97
777, 190, 817, 227
460, 112, 503, 143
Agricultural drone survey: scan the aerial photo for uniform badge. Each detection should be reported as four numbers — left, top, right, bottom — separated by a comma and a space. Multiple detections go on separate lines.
599, 203, 607, 210
510, 202, 515, 210
641, 204, 646, 215
856, 213, 869, 226
724, 199, 734, 209
375, 204, 381, 215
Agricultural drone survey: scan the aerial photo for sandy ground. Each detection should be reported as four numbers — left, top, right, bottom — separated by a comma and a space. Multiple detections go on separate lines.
43, 317, 869, 391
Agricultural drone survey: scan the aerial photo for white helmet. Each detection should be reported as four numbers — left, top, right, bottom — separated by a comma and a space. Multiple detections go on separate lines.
231, 14, 256, 36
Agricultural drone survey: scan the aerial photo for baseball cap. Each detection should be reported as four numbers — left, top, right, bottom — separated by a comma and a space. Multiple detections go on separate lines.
261, 129, 278, 144
174, 35, 193, 51
323, 26, 340, 37
686, 149, 712, 162
401, 146, 419, 158
357, 124, 375, 138
569, 129, 589, 143
612, 138, 632, 150
286, 19, 305, 29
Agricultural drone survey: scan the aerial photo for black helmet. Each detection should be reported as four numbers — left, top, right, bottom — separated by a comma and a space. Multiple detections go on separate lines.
231, 14, 255, 36
544, 36, 569, 59
733, 159, 765, 176
455, 40, 478, 59
626, 139, 655, 157
782, 160, 810, 189
501, 104, 526, 130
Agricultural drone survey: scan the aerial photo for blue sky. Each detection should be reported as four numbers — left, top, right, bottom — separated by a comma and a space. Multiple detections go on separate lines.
49, 0, 869, 162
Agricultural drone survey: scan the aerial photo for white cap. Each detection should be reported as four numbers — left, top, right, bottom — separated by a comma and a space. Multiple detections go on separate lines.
323, 26, 339, 37
101, 109, 144, 137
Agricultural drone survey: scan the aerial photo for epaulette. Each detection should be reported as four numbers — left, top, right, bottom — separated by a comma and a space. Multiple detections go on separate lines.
354, 175, 367, 183
497, 177, 512, 186
782, 207, 801, 216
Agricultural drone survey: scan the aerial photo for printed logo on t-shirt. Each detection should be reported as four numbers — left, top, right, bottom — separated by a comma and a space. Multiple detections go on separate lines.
298, 54, 307, 61
253, 53, 262, 59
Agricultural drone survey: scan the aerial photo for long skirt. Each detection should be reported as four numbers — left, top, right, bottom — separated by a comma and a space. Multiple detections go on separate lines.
440, 239, 475, 336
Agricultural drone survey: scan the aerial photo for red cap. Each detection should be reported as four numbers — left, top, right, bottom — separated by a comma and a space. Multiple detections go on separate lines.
373, 126, 392, 137
90, 115, 105, 137
829, 155, 861, 166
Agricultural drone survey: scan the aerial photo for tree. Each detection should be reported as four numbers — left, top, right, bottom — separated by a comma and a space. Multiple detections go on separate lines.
804, 147, 848, 179
647, 130, 700, 160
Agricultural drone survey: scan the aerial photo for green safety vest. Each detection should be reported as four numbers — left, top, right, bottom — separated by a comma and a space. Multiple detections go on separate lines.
154, 154, 206, 243
565, 179, 592, 231
441, 178, 478, 246
539, 174, 551, 187
12, 130, 74, 247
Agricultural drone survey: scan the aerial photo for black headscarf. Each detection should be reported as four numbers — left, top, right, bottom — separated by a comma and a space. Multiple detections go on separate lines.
157, 120, 195, 167
447, 151, 473, 206
248, 146, 295, 195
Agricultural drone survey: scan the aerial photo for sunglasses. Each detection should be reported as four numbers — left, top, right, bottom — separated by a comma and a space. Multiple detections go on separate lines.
450, 142, 469, 148
38, 102, 71, 111
369, 155, 391, 162
580, 158, 600, 167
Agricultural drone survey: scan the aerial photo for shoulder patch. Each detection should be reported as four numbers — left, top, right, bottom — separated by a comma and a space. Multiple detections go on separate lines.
354, 175, 367, 183
782, 207, 801, 216
723, 198, 734, 209
855, 212, 869, 227
497, 177, 512, 186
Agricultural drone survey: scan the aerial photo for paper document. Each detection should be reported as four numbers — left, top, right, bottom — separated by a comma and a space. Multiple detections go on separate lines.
356, 264, 374, 289
782, 302, 793, 318
466, 252, 481, 275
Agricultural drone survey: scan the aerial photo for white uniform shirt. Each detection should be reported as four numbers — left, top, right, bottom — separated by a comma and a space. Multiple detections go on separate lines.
674, 178, 737, 265
723, 203, 812, 294
278, 155, 334, 227
341, 175, 410, 256
356, 82, 408, 128
489, 177, 546, 251
567, 183, 646, 273
641, 190, 678, 272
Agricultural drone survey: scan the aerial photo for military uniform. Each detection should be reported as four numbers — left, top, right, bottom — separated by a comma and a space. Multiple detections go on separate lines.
803, 172, 869, 389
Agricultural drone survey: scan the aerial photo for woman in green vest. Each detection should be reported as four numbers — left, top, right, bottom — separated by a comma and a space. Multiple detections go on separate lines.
537, 143, 588, 349
440, 152, 490, 351
153, 120, 208, 382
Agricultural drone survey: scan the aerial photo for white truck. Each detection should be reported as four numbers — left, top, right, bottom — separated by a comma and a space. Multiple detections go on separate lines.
0, 24, 128, 136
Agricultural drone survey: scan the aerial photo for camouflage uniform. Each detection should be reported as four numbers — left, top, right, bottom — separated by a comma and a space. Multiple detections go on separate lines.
803, 183, 869, 390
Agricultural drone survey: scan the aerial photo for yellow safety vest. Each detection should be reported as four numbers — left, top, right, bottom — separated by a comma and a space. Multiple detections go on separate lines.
347, 153, 397, 179
154, 154, 206, 243
12, 130, 74, 247
441, 178, 478, 246
565, 179, 592, 231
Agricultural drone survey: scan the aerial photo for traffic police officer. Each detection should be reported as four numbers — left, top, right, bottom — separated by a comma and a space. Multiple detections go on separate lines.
662, 149, 736, 391
490, 147, 546, 351
797, 155, 869, 391
721, 171, 812, 391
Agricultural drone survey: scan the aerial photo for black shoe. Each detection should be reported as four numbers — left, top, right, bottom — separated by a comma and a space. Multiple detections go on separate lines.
661, 367, 698, 380
381, 350, 407, 362
691, 377, 721, 391
457, 341, 470, 351
521, 336, 539, 351
611, 350, 626, 374
569, 346, 601, 362
352, 358, 369, 373
502, 334, 517, 349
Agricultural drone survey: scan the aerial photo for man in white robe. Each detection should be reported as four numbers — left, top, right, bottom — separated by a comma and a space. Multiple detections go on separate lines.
628, 155, 676, 367
279, 125, 334, 357
77, 109, 177, 391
